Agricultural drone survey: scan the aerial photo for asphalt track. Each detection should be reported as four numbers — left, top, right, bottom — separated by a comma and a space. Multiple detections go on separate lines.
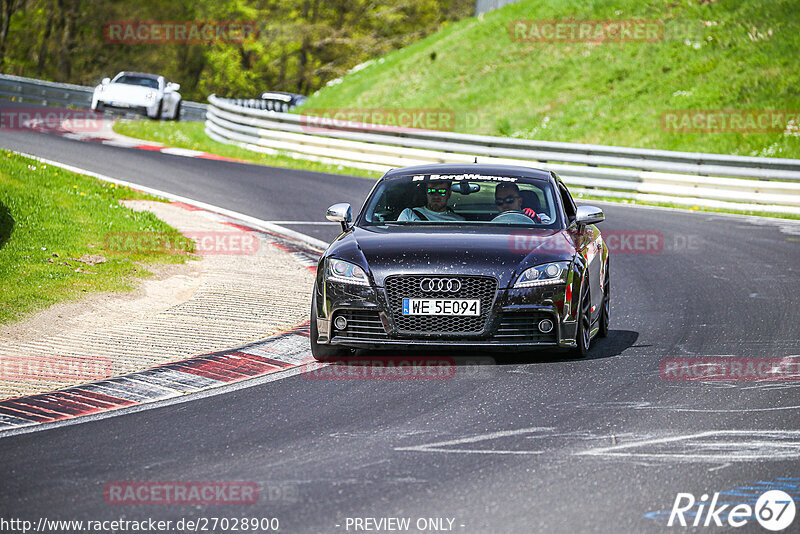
1, 116, 800, 533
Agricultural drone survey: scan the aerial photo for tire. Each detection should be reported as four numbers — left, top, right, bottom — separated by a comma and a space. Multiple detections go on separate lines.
571, 280, 592, 358
151, 100, 163, 120
93, 101, 104, 113
171, 100, 181, 121
598, 260, 610, 338
310, 293, 351, 361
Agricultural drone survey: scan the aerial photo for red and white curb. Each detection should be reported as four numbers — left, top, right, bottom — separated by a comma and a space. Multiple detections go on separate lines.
76, 135, 247, 163
0, 322, 313, 431
172, 201, 321, 271
26, 117, 250, 163
13, 150, 331, 251
0, 159, 326, 433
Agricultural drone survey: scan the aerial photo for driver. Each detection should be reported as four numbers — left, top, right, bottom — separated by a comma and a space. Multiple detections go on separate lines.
494, 183, 543, 222
397, 180, 465, 221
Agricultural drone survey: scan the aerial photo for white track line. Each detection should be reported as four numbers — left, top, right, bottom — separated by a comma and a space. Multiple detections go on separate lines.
11, 150, 330, 251
395, 427, 553, 455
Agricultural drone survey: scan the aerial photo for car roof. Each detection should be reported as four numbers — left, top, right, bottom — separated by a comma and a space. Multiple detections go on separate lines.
382, 163, 553, 181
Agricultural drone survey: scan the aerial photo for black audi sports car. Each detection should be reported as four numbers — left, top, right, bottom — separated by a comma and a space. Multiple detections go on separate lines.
311, 164, 609, 359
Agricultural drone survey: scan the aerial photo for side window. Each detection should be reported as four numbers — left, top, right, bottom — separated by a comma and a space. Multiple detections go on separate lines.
558, 182, 577, 223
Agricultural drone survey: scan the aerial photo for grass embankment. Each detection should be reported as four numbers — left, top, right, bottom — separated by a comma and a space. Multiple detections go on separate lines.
305, 0, 800, 159
0, 151, 192, 325
112, 120, 379, 179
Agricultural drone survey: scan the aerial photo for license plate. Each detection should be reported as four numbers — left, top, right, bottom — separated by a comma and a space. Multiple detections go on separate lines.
402, 298, 480, 316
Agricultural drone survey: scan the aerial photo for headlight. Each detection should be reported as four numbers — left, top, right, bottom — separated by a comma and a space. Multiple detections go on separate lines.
327, 258, 369, 286
145, 91, 156, 100
515, 261, 570, 287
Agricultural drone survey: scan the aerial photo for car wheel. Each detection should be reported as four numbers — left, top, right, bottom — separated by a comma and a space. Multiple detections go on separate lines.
93, 101, 104, 112
310, 293, 351, 361
171, 101, 181, 121
152, 100, 163, 120
598, 260, 610, 338
572, 280, 591, 358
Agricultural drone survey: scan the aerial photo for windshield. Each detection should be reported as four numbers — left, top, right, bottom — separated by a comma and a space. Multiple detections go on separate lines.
113, 75, 160, 89
361, 173, 561, 227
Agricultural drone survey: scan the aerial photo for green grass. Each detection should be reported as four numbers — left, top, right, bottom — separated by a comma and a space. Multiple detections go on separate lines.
302, 0, 800, 159
112, 120, 381, 179
0, 151, 194, 325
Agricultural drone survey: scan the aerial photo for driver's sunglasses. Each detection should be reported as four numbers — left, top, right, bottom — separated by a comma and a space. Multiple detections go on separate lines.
427, 188, 448, 196
495, 195, 520, 206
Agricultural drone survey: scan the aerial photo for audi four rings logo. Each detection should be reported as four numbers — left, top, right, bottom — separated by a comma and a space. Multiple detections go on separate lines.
420, 278, 461, 292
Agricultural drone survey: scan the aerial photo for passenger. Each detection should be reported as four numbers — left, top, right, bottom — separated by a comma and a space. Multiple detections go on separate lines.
397, 181, 465, 221
494, 183, 543, 222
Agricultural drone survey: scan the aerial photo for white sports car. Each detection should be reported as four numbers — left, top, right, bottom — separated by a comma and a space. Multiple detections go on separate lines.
92, 72, 182, 120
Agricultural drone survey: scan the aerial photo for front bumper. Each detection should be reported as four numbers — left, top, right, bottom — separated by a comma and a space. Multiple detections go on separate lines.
314, 279, 578, 351
96, 98, 159, 116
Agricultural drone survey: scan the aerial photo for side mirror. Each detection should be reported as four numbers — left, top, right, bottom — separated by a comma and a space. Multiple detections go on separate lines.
102, 77, 111, 85
326, 203, 352, 231
166, 82, 180, 92
575, 205, 604, 228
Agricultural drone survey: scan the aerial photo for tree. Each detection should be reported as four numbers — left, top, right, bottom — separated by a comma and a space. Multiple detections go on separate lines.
1, 0, 472, 100
0, 0, 21, 67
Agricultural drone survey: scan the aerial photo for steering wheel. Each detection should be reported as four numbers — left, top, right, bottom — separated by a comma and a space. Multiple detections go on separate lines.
491, 210, 534, 224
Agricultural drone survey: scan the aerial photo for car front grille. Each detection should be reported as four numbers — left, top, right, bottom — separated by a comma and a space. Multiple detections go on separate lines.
494, 312, 558, 343
384, 275, 498, 335
333, 310, 387, 339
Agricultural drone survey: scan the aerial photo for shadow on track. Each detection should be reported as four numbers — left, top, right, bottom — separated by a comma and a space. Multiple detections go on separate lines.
338, 329, 639, 370
0, 201, 13, 250
477, 328, 639, 365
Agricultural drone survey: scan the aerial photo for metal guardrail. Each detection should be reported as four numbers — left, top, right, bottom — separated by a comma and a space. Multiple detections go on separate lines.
0, 73, 207, 122
208, 96, 800, 180
205, 95, 800, 214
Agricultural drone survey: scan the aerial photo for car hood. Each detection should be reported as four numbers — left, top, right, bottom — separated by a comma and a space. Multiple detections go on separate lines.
332, 225, 577, 288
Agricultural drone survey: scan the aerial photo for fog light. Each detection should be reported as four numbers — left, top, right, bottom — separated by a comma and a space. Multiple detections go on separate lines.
538, 319, 554, 333
334, 316, 348, 330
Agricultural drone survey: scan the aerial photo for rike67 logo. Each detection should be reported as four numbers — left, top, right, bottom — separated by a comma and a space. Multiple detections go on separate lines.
668, 490, 795, 531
